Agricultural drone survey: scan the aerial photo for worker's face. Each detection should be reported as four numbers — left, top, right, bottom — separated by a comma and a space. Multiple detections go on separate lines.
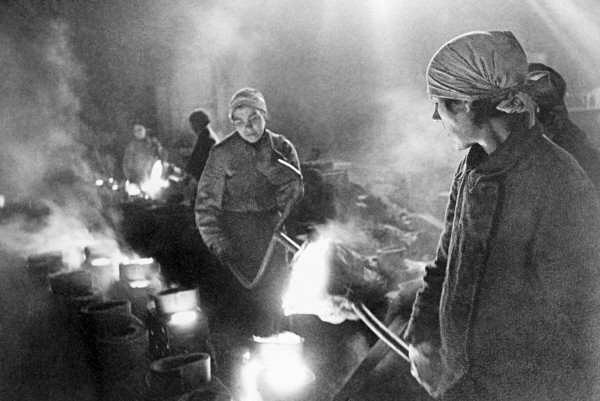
133, 125, 146, 140
232, 107, 266, 143
432, 97, 478, 151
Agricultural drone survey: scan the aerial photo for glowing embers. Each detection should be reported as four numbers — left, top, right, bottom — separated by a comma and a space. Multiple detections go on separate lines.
241, 331, 314, 400
169, 310, 198, 326
129, 279, 150, 289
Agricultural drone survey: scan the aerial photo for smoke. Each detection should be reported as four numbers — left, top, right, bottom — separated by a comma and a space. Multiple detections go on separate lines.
0, 11, 124, 268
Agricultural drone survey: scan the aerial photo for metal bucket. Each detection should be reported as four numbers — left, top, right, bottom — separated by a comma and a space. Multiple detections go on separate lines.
80, 299, 133, 338
154, 287, 200, 315
148, 352, 211, 396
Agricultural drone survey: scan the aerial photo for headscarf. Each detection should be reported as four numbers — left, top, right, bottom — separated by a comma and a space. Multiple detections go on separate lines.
228, 87, 268, 120
427, 31, 549, 127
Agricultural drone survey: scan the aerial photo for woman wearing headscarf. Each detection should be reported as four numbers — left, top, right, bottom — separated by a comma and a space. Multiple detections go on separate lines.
403, 31, 600, 400
195, 88, 304, 335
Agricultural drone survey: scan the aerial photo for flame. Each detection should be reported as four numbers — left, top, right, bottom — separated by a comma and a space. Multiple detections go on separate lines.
253, 331, 303, 344
262, 362, 314, 393
125, 181, 141, 196
140, 160, 168, 198
90, 257, 112, 267
121, 257, 154, 265
129, 279, 150, 289
282, 238, 331, 316
169, 310, 198, 325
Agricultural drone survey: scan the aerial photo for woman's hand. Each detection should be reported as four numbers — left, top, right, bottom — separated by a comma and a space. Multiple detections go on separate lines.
409, 341, 444, 398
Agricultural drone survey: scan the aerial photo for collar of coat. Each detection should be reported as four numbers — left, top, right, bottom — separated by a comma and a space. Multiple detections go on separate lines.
463, 123, 544, 183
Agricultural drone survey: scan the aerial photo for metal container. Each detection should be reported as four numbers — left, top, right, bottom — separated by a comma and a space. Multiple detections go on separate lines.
119, 259, 159, 282
48, 269, 93, 296
80, 299, 132, 338
85, 258, 117, 293
154, 287, 199, 316
148, 352, 211, 396
27, 251, 64, 280
252, 331, 305, 368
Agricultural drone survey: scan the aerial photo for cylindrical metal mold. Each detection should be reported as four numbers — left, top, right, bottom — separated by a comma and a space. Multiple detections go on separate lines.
148, 352, 211, 396
119, 259, 159, 282
80, 299, 133, 338
95, 318, 148, 380
153, 287, 199, 315
49, 269, 93, 296
27, 251, 64, 282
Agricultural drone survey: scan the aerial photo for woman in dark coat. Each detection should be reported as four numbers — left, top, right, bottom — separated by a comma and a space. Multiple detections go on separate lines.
195, 88, 304, 335
404, 31, 600, 400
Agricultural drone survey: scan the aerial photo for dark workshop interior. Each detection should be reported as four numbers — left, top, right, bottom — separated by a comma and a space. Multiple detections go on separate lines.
1, 1, 600, 400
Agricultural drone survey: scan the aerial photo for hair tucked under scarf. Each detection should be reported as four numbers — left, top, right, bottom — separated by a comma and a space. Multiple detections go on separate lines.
427, 31, 549, 127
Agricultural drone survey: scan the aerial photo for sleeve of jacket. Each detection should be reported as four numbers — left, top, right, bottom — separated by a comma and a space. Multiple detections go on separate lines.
195, 147, 230, 254
404, 160, 464, 345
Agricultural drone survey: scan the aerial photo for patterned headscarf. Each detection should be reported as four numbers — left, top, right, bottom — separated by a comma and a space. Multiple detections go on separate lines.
427, 31, 549, 127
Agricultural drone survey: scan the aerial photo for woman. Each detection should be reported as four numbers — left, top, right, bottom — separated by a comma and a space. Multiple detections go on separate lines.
403, 31, 600, 400
195, 88, 304, 335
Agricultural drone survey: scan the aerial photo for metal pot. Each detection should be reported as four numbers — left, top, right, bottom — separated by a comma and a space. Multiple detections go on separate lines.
154, 287, 200, 316
80, 299, 132, 338
148, 352, 211, 396
48, 269, 92, 296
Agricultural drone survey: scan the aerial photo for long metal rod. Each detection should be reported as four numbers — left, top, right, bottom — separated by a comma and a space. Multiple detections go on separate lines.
352, 302, 410, 363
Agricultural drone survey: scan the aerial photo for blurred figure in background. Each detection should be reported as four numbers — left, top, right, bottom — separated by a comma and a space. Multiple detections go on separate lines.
186, 109, 217, 182
402, 31, 600, 400
195, 87, 304, 336
122, 124, 167, 185
528, 62, 600, 191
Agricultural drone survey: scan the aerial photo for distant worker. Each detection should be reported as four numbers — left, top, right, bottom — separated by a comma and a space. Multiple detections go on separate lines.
195, 87, 304, 336
528, 62, 600, 190
185, 109, 216, 182
122, 124, 167, 185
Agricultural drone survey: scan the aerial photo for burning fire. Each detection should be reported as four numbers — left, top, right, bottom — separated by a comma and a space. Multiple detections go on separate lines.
241, 331, 314, 398
169, 310, 198, 326
140, 160, 168, 198
282, 238, 331, 316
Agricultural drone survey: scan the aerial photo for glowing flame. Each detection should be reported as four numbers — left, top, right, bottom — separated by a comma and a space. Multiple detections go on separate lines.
122, 257, 154, 265
253, 331, 303, 344
140, 160, 168, 198
169, 310, 198, 325
262, 362, 314, 393
282, 238, 331, 316
90, 257, 112, 267
95, 179, 104, 186
245, 332, 314, 396
129, 280, 150, 289
125, 181, 141, 196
